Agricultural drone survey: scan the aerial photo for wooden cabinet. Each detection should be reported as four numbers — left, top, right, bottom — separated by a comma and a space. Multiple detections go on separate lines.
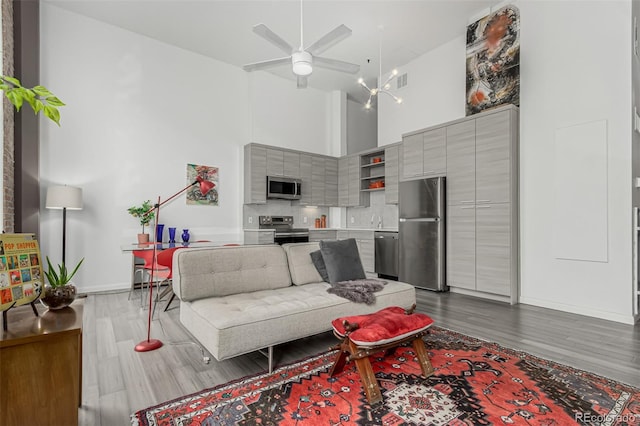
311, 156, 326, 206
244, 144, 267, 204
1, 302, 83, 426
347, 155, 362, 207
244, 230, 274, 245
422, 127, 447, 176
443, 106, 519, 301
446, 120, 476, 205
401, 127, 446, 181
325, 158, 338, 207
384, 145, 399, 204
309, 229, 337, 242
401, 133, 423, 179
338, 157, 349, 206
266, 148, 284, 176
283, 151, 300, 178
299, 154, 313, 205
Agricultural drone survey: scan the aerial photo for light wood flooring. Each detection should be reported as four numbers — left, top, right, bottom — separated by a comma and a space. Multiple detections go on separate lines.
80, 288, 640, 425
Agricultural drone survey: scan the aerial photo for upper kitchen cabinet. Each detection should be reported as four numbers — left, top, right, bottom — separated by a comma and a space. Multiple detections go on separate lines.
384, 145, 399, 204
299, 154, 313, 205
244, 144, 267, 204
283, 151, 300, 178
422, 127, 446, 177
401, 133, 423, 179
475, 109, 516, 204
445, 120, 476, 205
311, 156, 326, 206
325, 158, 338, 207
401, 127, 446, 181
266, 148, 284, 176
338, 157, 349, 206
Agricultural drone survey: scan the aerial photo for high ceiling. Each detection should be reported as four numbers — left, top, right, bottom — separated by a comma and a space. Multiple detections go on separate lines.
46, 0, 495, 103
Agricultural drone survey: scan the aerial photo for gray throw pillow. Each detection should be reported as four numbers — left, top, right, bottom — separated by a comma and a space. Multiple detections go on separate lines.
310, 250, 329, 282
319, 238, 366, 284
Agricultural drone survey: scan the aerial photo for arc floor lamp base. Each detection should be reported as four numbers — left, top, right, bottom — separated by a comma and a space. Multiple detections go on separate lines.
135, 339, 163, 352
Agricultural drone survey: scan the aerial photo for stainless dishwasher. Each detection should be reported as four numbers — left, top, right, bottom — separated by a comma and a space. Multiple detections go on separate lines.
374, 231, 399, 280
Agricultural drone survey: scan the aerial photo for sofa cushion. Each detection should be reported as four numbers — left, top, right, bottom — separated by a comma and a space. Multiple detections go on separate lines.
173, 245, 292, 301
310, 250, 329, 282
319, 238, 366, 284
282, 242, 325, 285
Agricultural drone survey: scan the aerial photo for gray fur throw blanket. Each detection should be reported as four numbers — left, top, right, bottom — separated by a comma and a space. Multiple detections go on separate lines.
327, 279, 387, 305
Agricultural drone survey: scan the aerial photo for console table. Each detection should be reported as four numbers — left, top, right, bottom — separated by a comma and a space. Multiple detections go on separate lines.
0, 300, 83, 426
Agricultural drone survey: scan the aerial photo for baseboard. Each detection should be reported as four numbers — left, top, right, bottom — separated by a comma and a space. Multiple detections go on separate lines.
519, 296, 637, 325
449, 287, 511, 303
77, 282, 129, 294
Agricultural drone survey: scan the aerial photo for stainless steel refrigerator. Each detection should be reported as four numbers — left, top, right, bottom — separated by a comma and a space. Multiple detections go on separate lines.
398, 177, 447, 291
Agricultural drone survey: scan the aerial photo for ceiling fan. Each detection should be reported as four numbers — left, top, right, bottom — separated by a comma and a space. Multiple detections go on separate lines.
242, 0, 360, 88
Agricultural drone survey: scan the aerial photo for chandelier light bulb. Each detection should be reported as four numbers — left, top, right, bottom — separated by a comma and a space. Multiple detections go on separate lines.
392, 69, 398, 76
371, 88, 378, 95
357, 77, 364, 84
365, 102, 371, 109
396, 97, 403, 104
384, 83, 391, 90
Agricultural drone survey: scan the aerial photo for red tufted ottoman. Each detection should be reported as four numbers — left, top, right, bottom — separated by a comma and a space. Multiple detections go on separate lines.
329, 305, 435, 404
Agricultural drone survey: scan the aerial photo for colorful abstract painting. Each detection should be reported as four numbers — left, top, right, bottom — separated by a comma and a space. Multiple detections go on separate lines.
186, 164, 219, 206
466, 5, 520, 116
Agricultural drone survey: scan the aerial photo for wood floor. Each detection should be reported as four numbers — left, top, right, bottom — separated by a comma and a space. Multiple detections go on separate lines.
80, 288, 640, 425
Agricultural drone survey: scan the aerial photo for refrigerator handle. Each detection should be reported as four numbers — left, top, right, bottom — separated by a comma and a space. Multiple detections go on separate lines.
399, 217, 440, 223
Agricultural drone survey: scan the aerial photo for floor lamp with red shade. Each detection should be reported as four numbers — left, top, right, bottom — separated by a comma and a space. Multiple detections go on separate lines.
135, 176, 215, 352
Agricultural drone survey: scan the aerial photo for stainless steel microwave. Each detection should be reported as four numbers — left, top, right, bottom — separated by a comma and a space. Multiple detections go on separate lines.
267, 176, 302, 200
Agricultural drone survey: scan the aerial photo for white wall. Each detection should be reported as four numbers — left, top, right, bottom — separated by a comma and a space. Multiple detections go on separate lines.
39, 5, 333, 292
378, 36, 467, 146
378, 1, 634, 323
346, 98, 377, 154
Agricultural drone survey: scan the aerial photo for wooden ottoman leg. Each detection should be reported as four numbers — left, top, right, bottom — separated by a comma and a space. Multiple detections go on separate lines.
412, 337, 434, 378
329, 349, 348, 377
349, 341, 383, 405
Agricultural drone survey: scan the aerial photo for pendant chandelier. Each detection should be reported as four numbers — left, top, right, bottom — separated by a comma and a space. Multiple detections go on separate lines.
357, 28, 402, 109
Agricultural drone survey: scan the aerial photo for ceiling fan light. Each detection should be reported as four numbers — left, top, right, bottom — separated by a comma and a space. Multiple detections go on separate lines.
292, 51, 313, 76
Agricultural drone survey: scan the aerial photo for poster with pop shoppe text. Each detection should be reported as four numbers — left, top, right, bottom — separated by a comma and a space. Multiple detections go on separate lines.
0, 234, 43, 312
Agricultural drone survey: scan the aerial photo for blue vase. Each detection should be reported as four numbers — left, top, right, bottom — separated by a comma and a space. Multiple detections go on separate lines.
156, 224, 165, 243
181, 229, 190, 243
168, 227, 177, 243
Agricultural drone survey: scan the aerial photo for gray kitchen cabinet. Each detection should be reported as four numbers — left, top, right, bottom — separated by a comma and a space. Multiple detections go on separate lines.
311, 156, 326, 206
446, 120, 476, 205
338, 157, 349, 206
244, 144, 267, 204
401, 133, 423, 179
299, 154, 313, 205
422, 127, 446, 177
283, 151, 300, 178
244, 230, 274, 245
309, 229, 337, 242
475, 109, 513, 204
325, 158, 338, 207
446, 205, 476, 290
443, 105, 519, 302
347, 155, 362, 207
348, 230, 375, 273
384, 145, 399, 204
475, 203, 512, 296
266, 148, 284, 176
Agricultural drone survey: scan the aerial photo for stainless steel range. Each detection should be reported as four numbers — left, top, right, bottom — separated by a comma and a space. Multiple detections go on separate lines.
259, 216, 309, 245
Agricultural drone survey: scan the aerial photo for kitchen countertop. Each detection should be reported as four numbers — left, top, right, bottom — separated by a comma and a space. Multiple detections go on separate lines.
243, 227, 398, 232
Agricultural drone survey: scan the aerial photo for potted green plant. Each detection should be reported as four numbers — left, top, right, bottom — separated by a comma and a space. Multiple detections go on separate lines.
40, 257, 84, 310
128, 200, 155, 243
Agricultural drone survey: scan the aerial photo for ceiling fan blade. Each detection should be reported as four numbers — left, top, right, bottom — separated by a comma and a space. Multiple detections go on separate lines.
314, 56, 360, 74
243, 57, 291, 72
306, 24, 352, 56
297, 76, 308, 89
253, 23, 293, 55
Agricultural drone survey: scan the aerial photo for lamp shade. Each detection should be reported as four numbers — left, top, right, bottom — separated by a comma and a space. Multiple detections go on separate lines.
46, 186, 83, 210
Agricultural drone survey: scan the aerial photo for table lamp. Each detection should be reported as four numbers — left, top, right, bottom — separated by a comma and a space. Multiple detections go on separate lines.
45, 185, 83, 265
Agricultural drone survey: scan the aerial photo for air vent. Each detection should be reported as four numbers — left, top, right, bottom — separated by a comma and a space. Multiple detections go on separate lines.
397, 73, 408, 89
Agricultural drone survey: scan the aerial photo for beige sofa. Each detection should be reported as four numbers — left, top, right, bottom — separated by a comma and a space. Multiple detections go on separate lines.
171, 242, 416, 371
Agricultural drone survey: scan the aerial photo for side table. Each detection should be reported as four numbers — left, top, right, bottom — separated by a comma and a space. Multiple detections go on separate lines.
0, 299, 83, 426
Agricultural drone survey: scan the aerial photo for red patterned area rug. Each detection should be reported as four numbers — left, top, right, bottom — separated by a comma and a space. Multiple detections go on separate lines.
131, 327, 640, 425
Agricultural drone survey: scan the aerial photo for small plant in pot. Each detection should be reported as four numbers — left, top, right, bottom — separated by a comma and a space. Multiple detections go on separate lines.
41, 257, 84, 310
127, 200, 155, 243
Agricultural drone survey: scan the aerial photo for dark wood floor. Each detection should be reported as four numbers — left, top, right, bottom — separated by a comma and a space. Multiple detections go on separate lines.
80, 289, 640, 425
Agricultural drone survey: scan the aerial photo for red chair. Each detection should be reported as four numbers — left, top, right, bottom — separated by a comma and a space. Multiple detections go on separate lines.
129, 249, 170, 307
154, 247, 184, 313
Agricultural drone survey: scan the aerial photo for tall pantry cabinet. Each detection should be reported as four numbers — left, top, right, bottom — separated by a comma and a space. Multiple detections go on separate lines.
445, 105, 519, 303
